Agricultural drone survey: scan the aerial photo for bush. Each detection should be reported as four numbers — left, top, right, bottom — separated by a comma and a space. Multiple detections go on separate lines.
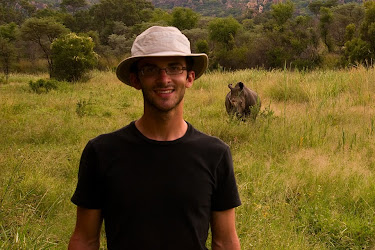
29, 79, 59, 94
343, 38, 372, 65
51, 33, 98, 82
0, 75, 6, 84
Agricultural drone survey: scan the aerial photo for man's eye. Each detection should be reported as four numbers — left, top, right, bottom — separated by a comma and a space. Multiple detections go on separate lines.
168, 66, 180, 72
143, 66, 157, 73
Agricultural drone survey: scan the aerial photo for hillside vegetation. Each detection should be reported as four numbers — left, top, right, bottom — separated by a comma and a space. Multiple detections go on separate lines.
0, 67, 374, 248
2, 0, 375, 81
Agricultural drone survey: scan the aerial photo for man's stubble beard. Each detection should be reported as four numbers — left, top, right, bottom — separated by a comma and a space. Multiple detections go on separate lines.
141, 87, 186, 113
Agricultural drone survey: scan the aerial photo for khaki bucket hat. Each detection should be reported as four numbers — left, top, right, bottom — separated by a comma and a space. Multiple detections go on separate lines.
116, 26, 208, 85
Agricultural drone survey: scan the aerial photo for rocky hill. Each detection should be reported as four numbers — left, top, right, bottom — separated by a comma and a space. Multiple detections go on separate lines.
30, 0, 365, 17
150, 0, 285, 16
151, 0, 364, 17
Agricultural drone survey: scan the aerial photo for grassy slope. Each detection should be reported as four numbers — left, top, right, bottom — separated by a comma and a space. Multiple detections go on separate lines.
0, 67, 374, 249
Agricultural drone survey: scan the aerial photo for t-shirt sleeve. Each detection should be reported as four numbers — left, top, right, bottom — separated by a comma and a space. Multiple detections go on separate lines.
71, 140, 103, 209
211, 147, 241, 211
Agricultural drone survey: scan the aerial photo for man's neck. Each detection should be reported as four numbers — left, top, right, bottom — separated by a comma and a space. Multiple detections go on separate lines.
135, 113, 188, 141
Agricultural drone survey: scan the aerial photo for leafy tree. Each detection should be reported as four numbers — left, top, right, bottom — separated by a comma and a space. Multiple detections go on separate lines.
20, 17, 70, 77
242, 19, 255, 31
309, 0, 325, 16
328, 3, 365, 48
151, 8, 172, 25
287, 15, 321, 68
0, 38, 16, 82
169, 7, 199, 30
51, 33, 97, 81
308, 0, 338, 16
60, 0, 87, 13
271, 1, 295, 26
0, 22, 19, 82
33, 8, 78, 34
182, 28, 209, 53
0, 0, 36, 24
0, 22, 19, 41
67, 9, 93, 33
343, 38, 371, 65
320, 7, 334, 52
107, 33, 132, 57
208, 17, 241, 50
345, 23, 356, 42
196, 39, 209, 54
89, 0, 153, 43
360, 1, 375, 53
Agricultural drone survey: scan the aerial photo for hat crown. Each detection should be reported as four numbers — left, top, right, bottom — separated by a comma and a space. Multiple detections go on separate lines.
131, 26, 191, 57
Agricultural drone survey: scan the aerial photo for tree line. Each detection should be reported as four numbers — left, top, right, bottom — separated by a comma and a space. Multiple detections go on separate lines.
1, 0, 375, 82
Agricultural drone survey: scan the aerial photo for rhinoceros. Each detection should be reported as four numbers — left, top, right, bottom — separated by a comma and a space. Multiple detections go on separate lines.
225, 82, 261, 120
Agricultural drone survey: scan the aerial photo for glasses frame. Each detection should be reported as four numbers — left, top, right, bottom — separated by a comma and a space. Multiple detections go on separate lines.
139, 65, 187, 77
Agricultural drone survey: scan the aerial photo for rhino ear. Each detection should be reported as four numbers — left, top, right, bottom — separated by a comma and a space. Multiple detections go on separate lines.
228, 83, 233, 89
238, 82, 244, 90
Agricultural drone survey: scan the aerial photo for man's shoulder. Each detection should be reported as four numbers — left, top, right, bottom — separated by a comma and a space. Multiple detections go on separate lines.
188, 123, 229, 150
89, 121, 136, 146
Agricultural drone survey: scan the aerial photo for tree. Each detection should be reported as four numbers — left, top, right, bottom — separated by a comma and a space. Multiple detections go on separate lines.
20, 17, 69, 77
60, 0, 87, 14
328, 3, 365, 48
308, 0, 338, 16
208, 17, 241, 50
51, 33, 97, 82
150, 8, 172, 25
182, 28, 209, 53
89, 0, 153, 43
360, 1, 375, 53
271, 1, 295, 26
345, 24, 356, 42
0, 22, 19, 82
0, 22, 19, 41
169, 7, 199, 30
0, 38, 16, 82
0, 0, 36, 25
196, 39, 209, 54
343, 38, 371, 65
320, 7, 334, 52
67, 9, 93, 33
308, 0, 325, 16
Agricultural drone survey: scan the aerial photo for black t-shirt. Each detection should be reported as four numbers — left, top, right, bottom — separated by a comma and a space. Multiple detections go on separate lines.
71, 121, 241, 250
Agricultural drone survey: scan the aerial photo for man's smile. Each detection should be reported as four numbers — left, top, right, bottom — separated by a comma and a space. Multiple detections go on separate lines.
155, 88, 174, 95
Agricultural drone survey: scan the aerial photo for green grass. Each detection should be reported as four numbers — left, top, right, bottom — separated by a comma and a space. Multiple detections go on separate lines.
1, 67, 375, 249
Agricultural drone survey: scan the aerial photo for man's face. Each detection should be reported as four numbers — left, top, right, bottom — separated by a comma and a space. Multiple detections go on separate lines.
133, 56, 195, 113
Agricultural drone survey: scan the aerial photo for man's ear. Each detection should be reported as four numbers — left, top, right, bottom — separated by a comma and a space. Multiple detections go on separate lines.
185, 71, 195, 88
129, 73, 141, 90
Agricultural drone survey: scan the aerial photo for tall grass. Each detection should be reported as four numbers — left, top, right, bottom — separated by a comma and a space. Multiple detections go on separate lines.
1, 67, 374, 249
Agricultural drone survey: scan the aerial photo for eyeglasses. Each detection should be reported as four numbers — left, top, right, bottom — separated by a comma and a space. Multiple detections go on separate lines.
139, 65, 187, 77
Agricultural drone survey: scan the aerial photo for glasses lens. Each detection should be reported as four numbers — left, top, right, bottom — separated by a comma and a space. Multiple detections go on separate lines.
141, 66, 158, 76
140, 66, 186, 76
166, 66, 182, 75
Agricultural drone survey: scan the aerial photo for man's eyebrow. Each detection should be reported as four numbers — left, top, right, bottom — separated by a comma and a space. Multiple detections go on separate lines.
139, 63, 156, 67
168, 62, 184, 66
139, 62, 184, 67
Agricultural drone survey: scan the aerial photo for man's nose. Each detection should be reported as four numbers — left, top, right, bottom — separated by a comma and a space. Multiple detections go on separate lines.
156, 68, 171, 79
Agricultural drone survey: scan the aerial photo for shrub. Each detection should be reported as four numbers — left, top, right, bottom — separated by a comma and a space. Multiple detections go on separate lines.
343, 38, 372, 65
29, 79, 59, 94
51, 33, 98, 82
0, 75, 6, 84
76, 99, 90, 117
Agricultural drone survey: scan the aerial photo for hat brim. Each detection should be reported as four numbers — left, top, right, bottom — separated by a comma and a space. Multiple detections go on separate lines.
116, 53, 208, 86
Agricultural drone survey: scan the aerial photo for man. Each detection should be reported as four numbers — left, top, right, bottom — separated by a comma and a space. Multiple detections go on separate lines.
69, 26, 241, 250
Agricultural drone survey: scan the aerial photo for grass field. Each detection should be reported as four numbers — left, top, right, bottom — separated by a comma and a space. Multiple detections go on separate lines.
1, 67, 374, 249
